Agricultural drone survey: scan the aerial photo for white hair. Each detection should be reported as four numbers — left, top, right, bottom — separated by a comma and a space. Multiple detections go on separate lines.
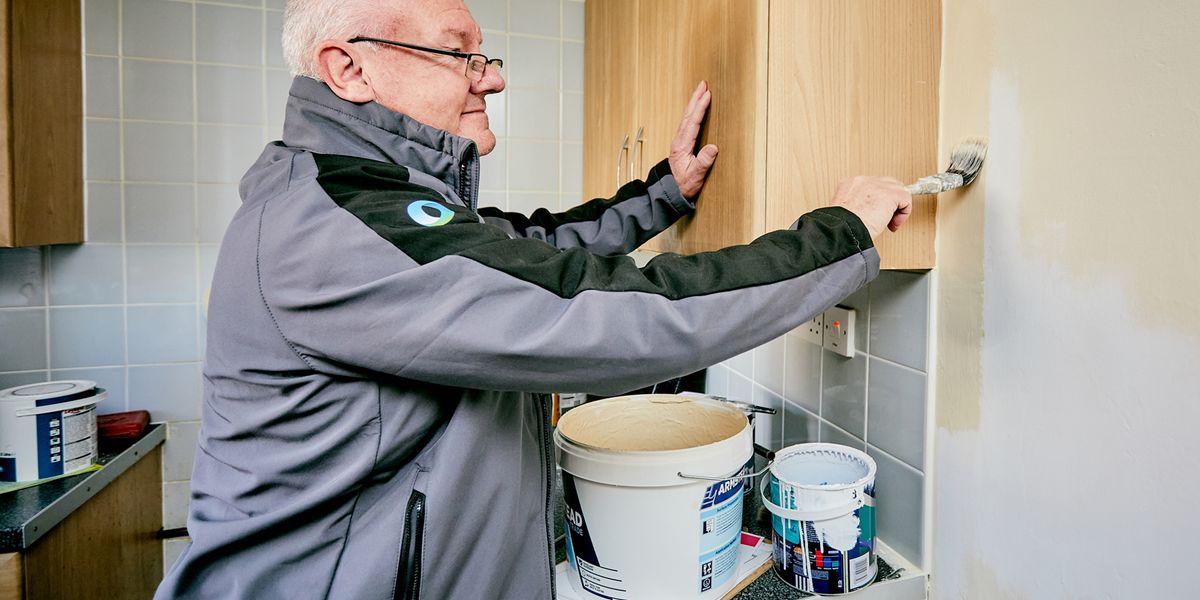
282, 0, 392, 79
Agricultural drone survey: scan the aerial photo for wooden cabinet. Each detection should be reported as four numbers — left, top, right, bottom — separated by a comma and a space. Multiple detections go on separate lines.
1, 0, 84, 247
584, 0, 941, 269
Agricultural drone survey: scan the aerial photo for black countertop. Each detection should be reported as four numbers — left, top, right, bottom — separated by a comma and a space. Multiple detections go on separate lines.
0, 423, 166, 552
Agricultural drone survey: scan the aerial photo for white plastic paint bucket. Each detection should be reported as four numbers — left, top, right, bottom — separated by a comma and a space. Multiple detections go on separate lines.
554, 394, 752, 599
0, 381, 104, 483
760, 443, 877, 595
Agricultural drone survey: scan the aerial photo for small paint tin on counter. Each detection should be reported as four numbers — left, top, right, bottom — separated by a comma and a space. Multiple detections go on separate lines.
760, 443, 878, 595
0, 381, 105, 483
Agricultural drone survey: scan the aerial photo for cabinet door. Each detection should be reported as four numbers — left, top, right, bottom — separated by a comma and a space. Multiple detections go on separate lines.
638, 0, 767, 255
582, 0, 640, 203
766, 0, 940, 270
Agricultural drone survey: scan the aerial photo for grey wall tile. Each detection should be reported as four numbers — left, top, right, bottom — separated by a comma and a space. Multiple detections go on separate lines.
508, 37, 560, 89
87, 182, 123, 243
48, 245, 124, 305
197, 125, 266, 183
125, 122, 195, 182
820, 420, 865, 450
162, 480, 190, 529
753, 334, 786, 398
783, 333, 821, 413
126, 245, 197, 304
265, 0, 285, 9
782, 400, 818, 447
0, 310, 48, 371
123, 60, 195, 122
0, 249, 45, 308
86, 119, 121, 181
49, 307, 125, 368
564, 1, 585, 41
163, 421, 200, 481
129, 363, 201, 422
0, 371, 48, 391
509, 88, 559, 140
467, 0, 507, 31
867, 359, 927, 471
726, 370, 753, 406
128, 305, 199, 364
480, 140, 507, 191
196, 4, 264, 67
123, 0, 193, 61
727, 348, 753, 379
507, 140, 558, 191
752, 386, 784, 450
822, 351, 867, 437
867, 445, 924, 566
86, 57, 119, 118
197, 185, 243, 243
198, 65, 264, 125
50, 366, 127, 414
85, 0, 119, 56
126, 184, 196, 244
563, 41, 583, 93
869, 272, 929, 370
510, 0, 560, 37
705, 364, 729, 398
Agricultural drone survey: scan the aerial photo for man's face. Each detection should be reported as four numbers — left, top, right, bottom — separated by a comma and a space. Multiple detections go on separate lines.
362, 1, 505, 154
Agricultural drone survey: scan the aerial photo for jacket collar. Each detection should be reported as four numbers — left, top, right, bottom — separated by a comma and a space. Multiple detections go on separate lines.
281, 76, 480, 208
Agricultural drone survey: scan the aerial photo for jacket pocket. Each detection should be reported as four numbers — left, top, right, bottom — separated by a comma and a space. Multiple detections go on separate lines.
394, 490, 426, 600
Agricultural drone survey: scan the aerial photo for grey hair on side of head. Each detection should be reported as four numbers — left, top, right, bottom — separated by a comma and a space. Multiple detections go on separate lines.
282, 0, 391, 79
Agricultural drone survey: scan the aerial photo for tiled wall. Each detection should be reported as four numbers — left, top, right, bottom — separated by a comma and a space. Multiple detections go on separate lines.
706, 271, 932, 568
0, 0, 584, 576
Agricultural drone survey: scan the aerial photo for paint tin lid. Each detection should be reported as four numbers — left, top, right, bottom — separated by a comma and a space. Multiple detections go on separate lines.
0, 380, 97, 404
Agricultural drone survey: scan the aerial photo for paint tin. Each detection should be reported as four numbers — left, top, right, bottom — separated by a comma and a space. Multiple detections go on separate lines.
0, 381, 104, 483
760, 443, 877, 595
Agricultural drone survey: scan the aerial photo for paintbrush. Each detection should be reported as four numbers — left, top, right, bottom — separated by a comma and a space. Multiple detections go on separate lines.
904, 138, 988, 195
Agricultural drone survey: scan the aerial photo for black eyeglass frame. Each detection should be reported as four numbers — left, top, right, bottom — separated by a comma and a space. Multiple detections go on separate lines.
347, 36, 503, 81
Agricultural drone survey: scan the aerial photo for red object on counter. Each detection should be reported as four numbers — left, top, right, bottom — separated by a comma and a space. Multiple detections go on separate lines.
98, 410, 151, 440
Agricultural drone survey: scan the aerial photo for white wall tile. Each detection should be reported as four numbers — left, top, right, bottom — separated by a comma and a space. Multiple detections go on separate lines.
704, 364, 729, 397
0, 249, 45, 308
509, 88, 559, 139
85, 0, 119, 56
265, 10, 285, 69
123, 0, 193, 61
564, 1, 585, 41
484, 89, 507, 138
126, 245, 197, 304
128, 305, 199, 364
49, 367, 124, 414
563, 92, 583, 142
561, 143, 582, 194
123, 60, 195, 122
196, 4, 264, 67
511, 0, 561, 37
868, 272, 929, 371
727, 348, 753, 379
162, 480, 191, 529
86, 119, 121, 181
0, 371, 49, 392
562, 41, 583, 93
266, 70, 292, 132
197, 184, 243, 243
466, 0, 507, 31
507, 139, 559, 191
509, 192, 558, 216
129, 363, 201, 422
480, 140, 507, 191
508, 37, 560, 89
125, 122, 196, 182
86, 57, 120, 118
867, 445, 924, 566
0, 310, 47, 372
198, 65, 265, 125
163, 538, 189, 577
126, 184, 196, 244
87, 183, 123, 244
163, 421, 200, 481
867, 359, 927, 470
821, 350, 867, 438
726, 370, 753, 406
49, 307, 125, 369
197, 125, 265, 183
48, 245, 124, 306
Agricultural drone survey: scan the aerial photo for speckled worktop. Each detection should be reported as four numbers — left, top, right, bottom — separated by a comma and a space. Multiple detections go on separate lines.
552, 457, 905, 600
0, 423, 165, 552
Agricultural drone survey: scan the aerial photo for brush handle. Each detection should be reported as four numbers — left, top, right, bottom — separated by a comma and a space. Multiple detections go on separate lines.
905, 173, 965, 195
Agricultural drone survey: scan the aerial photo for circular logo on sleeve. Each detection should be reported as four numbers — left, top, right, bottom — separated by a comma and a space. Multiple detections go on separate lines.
407, 200, 455, 227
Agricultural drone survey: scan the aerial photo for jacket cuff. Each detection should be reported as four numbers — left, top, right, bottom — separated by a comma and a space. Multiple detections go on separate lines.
809, 206, 875, 253
647, 158, 694, 215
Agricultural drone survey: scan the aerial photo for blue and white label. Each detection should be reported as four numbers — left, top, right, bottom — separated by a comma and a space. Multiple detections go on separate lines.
698, 478, 743, 594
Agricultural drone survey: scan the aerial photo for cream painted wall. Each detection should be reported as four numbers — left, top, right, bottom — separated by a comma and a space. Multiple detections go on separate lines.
933, 0, 1200, 597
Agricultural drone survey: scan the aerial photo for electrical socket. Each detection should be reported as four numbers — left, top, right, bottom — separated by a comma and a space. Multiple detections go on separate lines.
795, 312, 824, 346
822, 305, 856, 358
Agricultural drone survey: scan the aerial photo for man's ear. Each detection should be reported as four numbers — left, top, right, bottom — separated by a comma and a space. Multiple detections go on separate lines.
315, 41, 375, 103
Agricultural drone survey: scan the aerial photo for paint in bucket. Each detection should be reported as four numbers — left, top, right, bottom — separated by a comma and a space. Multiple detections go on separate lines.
0, 381, 105, 483
554, 394, 752, 599
760, 443, 877, 595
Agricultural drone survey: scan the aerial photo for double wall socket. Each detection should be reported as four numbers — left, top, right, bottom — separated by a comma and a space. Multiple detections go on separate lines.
793, 305, 857, 358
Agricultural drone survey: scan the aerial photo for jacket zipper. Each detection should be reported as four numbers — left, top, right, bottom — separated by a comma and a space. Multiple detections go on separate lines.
395, 490, 426, 600
538, 393, 557, 600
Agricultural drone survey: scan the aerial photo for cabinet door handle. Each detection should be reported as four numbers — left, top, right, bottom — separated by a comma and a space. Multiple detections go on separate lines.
629, 126, 644, 183
615, 133, 630, 189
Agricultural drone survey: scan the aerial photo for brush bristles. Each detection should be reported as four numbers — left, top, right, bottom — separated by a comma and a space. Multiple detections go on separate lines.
947, 138, 988, 185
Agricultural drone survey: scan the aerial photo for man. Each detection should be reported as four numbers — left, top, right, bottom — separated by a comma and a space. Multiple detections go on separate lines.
156, 0, 910, 598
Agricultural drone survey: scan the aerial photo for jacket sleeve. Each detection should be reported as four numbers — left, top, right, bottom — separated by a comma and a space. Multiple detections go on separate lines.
476, 159, 692, 256
257, 153, 880, 395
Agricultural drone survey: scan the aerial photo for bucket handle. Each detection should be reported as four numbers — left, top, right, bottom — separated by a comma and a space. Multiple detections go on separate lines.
676, 443, 776, 482
14, 392, 106, 417
759, 475, 866, 522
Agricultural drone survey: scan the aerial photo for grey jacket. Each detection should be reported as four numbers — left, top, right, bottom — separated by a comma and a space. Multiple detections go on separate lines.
155, 77, 880, 600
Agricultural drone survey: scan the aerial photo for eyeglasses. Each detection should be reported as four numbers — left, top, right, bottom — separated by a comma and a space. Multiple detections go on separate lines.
347, 36, 504, 82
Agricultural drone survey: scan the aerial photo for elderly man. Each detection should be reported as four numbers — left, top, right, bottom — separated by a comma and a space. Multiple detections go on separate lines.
156, 0, 910, 598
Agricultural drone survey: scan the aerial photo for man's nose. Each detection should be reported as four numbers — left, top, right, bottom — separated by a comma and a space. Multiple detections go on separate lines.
474, 64, 505, 94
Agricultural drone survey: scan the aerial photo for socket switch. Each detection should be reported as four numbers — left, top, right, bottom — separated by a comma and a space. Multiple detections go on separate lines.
822, 305, 856, 357
795, 312, 823, 346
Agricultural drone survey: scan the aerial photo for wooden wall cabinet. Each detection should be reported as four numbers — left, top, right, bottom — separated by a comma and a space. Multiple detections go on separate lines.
0, 0, 85, 247
584, 0, 941, 269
